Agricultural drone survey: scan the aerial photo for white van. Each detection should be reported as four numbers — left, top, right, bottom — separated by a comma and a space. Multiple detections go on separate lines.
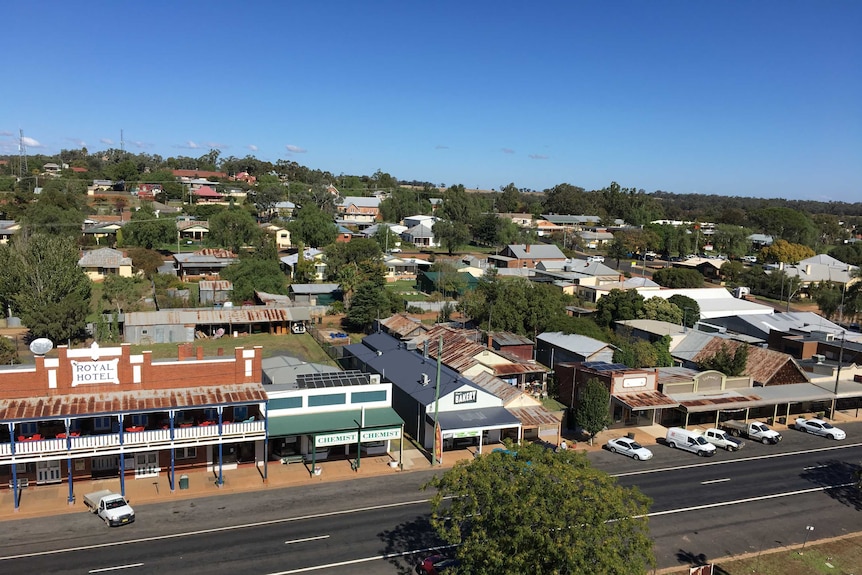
665, 427, 716, 457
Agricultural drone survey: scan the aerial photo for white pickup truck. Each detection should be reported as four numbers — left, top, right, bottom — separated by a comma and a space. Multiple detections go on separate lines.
718, 420, 782, 444
83, 490, 135, 527
698, 428, 745, 451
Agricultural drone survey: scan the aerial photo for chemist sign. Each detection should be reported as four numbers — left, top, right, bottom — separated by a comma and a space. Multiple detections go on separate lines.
315, 427, 402, 447
71, 359, 120, 386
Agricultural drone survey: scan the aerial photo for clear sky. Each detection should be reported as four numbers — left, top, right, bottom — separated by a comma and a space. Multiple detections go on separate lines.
2, 1, 860, 201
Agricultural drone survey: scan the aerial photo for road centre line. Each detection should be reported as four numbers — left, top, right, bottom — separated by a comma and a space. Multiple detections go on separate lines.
0, 498, 436, 561
700, 478, 731, 485
266, 545, 458, 575
641, 482, 856, 518
285, 535, 329, 545
88, 564, 144, 573
804, 464, 829, 470
612, 442, 862, 478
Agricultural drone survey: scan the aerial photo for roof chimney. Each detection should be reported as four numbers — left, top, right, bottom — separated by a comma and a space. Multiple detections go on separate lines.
525, 244, 530, 253
805, 264, 811, 275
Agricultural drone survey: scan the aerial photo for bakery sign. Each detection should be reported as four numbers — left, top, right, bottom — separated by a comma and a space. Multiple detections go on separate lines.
453, 390, 477, 404
71, 359, 120, 386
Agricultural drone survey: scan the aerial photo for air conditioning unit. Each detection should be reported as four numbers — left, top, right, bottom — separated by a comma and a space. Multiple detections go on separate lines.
812, 354, 826, 364
369, 374, 381, 385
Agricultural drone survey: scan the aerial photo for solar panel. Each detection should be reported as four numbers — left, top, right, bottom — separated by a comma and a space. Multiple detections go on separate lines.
296, 370, 370, 389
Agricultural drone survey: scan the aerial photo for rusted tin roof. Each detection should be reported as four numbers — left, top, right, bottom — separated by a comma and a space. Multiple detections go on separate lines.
507, 405, 563, 428
0, 383, 267, 421
692, 337, 808, 386
379, 313, 426, 338
613, 390, 679, 410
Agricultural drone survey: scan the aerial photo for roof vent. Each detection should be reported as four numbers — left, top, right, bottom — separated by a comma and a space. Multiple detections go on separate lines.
812, 354, 826, 364
420, 373, 430, 385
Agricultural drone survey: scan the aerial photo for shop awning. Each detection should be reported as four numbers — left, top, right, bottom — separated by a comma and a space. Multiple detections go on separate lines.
435, 407, 521, 433
612, 391, 679, 411
268, 407, 403, 437
669, 382, 839, 414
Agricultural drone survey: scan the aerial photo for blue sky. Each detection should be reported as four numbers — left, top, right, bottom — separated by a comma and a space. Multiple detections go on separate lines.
2, 1, 860, 201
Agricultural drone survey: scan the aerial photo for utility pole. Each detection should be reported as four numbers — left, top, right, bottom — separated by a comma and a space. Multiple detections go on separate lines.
18, 129, 28, 178
831, 332, 846, 418
432, 336, 443, 466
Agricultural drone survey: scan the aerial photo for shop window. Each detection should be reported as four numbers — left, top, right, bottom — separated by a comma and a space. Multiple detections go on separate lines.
176, 447, 197, 459
351, 390, 386, 404
308, 393, 346, 407
269, 397, 302, 409
233, 406, 248, 421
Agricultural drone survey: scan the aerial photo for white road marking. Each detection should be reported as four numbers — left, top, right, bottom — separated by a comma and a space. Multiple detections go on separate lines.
700, 478, 731, 485
612, 441, 862, 478
285, 535, 329, 545
641, 482, 856, 518
88, 564, 144, 573
803, 464, 829, 470
0, 498, 434, 561
265, 545, 457, 574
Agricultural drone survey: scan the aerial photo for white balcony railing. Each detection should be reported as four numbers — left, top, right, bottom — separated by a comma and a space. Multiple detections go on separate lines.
0, 420, 266, 459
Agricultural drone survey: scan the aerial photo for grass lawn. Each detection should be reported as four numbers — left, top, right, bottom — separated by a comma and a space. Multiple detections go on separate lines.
128, 332, 338, 365
659, 534, 862, 575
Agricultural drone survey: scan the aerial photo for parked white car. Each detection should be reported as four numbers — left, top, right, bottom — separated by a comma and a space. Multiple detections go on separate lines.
606, 437, 653, 461
587, 255, 605, 263
794, 418, 846, 440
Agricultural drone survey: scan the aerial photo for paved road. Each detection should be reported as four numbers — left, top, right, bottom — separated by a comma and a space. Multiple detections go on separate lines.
2, 425, 860, 574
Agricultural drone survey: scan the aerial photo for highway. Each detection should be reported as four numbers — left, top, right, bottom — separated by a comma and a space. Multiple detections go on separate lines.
1, 424, 860, 574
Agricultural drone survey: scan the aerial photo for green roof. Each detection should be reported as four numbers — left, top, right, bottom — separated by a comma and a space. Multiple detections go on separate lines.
268, 407, 403, 437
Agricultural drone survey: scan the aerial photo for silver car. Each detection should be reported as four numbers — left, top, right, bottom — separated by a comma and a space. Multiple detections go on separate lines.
794, 418, 846, 440
606, 437, 653, 460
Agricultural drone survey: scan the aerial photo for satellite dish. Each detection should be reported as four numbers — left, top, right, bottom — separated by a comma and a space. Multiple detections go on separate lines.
29, 338, 54, 356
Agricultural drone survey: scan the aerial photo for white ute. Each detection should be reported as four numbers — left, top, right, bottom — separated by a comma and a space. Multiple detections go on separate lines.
699, 428, 744, 451
83, 490, 135, 527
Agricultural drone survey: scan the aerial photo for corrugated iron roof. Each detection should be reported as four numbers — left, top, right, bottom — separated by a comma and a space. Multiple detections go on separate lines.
613, 390, 679, 410
124, 306, 311, 326
490, 331, 534, 347
199, 280, 233, 291
691, 337, 808, 385
507, 405, 563, 428
0, 383, 267, 421
379, 313, 426, 338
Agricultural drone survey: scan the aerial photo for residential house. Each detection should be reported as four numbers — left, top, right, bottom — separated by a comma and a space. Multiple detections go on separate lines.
488, 332, 535, 362
171, 169, 228, 181
82, 221, 125, 247
488, 244, 566, 269
771, 255, 859, 298
337, 196, 381, 227
192, 185, 223, 204
78, 248, 134, 281
274, 201, 297, 218
383, 254, 420, 280
579, 228, 616, 249
533, 259, 623, 301
335, 225, 354, 243
259, 222, 291, 250
535, 332, 615, 368
401, 216, 439, 248
280, 248, 327, 281
177, 218, 210, 243
173, 249, 237, 279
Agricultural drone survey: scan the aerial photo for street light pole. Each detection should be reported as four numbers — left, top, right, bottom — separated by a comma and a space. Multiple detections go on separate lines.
831, 331, 846, 418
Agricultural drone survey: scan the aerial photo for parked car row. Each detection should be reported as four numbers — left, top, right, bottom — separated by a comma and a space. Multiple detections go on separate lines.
605, 418, 847, 462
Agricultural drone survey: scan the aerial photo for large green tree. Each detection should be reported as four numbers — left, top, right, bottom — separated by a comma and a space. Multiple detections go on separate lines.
122, 204, 177, 249
288, 204, 337, 248
699, 342, 749, 376
219, 238, 286, 303
1, 234, 91, 342
207, 208, 261, 252
595, 289, 645, 327
432, 219, 470, 255
426, 442, 654, 575
576, 378, 613, 443
652, 267, 705, 288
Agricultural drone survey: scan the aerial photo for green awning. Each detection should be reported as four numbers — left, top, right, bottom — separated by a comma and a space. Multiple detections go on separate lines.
268, 407, 403, 437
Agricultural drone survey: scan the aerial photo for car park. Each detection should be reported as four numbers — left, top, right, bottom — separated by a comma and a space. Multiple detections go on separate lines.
605, 437, 653, 460
416, 555, 459, 575
794, 418, 846, 440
